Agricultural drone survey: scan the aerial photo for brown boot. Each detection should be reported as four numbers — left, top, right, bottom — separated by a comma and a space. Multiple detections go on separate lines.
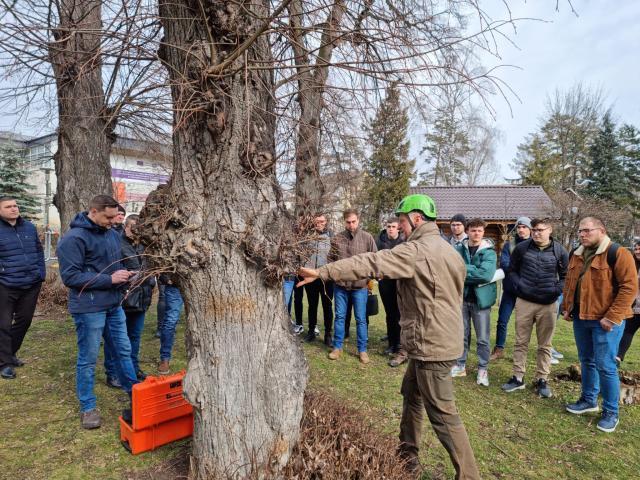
389, 351, 408, 367
158, 360, 170, 375
328, 348, 342, 360
359, 351, 370, 364
80, 409, 101, 429
490, 347, 504, 360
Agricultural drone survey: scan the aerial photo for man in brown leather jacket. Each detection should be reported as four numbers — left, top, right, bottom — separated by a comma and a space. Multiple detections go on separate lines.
562, 216, 637, 433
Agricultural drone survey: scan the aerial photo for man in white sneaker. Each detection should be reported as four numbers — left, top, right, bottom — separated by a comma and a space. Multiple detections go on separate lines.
451, 218, 497, 387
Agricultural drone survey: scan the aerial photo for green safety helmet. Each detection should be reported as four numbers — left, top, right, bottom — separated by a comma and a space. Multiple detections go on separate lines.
395, 194, 437, 219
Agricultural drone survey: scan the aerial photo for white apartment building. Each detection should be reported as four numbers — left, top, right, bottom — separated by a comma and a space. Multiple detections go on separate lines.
0, 131, 172, 230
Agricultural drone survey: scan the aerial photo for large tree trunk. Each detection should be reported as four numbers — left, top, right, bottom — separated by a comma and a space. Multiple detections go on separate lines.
141, 1, 307, 478
48, 0, 115, 232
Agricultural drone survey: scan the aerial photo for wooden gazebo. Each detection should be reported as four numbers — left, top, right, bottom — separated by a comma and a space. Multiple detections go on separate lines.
409, 185, 553, 252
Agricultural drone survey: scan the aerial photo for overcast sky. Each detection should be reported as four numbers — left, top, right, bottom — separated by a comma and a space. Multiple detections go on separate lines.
1, 0, 638, 185
480, 0, 640, 180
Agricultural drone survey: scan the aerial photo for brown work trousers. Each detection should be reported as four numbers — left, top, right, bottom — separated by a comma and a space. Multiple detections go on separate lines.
512, 298, 557, 381
399, 359, 480, 480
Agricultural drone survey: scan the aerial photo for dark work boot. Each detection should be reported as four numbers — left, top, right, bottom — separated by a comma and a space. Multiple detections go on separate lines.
397, 446, 421, 477
323, 332, 332, 347
1, 365, 16, 379
106, 376, 122, 388
11, 356, 25, 367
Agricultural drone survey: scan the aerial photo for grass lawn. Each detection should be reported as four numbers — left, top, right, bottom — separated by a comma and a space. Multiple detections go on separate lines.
1, 301, 639, 479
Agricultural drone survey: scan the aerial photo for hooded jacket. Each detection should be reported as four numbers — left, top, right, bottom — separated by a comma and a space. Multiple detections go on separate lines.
455, 238, 497, 310
0, 216, 46, 288
318, 222, 465, 361
304, 229, 333, 269
500, 231, 529, 295
57, 212, 124, 314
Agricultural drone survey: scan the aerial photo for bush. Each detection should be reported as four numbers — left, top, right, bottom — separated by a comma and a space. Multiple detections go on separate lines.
38, 268, 67, 311
281, 390, 414, 479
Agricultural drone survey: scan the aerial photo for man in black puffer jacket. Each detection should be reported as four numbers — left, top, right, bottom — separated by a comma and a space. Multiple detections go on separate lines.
501, 218, 568, 398
0, 196, 46, 380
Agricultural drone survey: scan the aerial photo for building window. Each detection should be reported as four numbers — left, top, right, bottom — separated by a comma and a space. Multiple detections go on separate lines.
137, 160, 144, 166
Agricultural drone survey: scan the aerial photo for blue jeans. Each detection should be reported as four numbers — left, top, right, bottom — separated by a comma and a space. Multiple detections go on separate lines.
104, 310, 146, 376
333, 286, 368, 352
72, 306, 138, 412
283, 278, 295, 315
458, 301, 491, 369
495, 290, 516, 349
573, 315, 625, 415
160, 285, 184, 361
157, 284, 166, 332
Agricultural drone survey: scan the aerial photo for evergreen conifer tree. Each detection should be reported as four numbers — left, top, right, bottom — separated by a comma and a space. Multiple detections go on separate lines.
361, 83, 414, 233
0, 142, 41, 220
618, 123, 640, 217
584, 112, 627, 206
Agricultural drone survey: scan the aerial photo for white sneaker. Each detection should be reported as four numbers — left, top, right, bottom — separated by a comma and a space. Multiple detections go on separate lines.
451, 365, 467, 377
293, 325, 304, 335
314, 326, 320, 336
550, 357, 560, 365
477, 369, 489, 387
551, 348, 564, 359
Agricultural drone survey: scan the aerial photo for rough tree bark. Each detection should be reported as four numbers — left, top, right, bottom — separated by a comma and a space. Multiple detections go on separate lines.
289, 0, 345, 217
139, 1, 307, 478
48, 0, 115, 232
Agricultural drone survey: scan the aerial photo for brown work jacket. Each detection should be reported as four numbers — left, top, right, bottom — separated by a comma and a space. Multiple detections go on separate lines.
562, 236, 638, 324
318, 222, 465, 361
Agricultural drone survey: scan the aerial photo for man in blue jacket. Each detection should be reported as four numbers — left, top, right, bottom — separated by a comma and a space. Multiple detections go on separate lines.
57, 195, 138, 429
0, 196, 46, 380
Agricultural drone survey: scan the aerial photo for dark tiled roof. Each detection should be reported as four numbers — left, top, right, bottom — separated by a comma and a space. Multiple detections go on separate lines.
409, 185, 553, 221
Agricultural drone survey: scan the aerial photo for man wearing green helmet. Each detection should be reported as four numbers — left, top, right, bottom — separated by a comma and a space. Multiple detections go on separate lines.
298, 194, 480, 478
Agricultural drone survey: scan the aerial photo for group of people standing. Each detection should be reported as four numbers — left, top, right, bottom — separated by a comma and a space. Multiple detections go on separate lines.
55, 195, 189, 429
285, 209, 408, 366
446, 212, 638, 434
297, 194, 640, 478
3, 189, 640, 478
0, 194, 187, 430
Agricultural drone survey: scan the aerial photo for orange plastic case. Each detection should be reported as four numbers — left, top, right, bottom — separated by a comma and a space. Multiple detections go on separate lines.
119, 370, 194, 454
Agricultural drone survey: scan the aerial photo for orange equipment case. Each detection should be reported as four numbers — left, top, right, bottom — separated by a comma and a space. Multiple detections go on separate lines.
119, 370, 194, 454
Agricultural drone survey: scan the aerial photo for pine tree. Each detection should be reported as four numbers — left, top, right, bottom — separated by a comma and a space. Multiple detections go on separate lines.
0, 142, 41, 220
617, 123, 640, 217
361, 83, 414, 233
513, 85, 602, 192
513, 133, 556, 190
584, 112, 627, 206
